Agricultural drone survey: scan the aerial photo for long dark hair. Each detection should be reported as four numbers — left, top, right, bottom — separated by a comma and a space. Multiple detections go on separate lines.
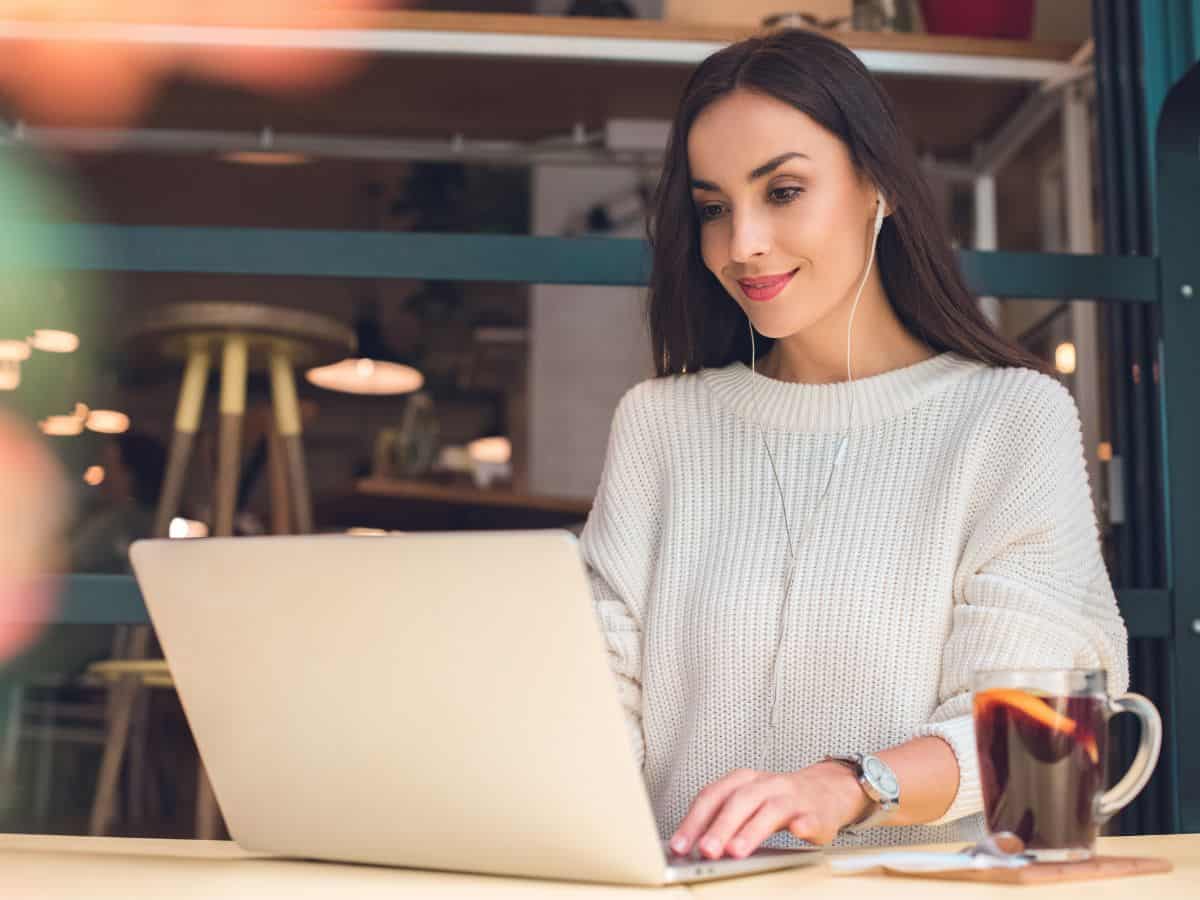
647, 28, 1049, 377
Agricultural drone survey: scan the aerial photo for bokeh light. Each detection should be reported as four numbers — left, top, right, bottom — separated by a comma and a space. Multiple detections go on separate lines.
0, 2, 391, 127
0, 410, 68, 662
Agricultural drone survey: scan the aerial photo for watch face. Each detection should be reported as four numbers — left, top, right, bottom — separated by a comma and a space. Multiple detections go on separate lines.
863, 755, 900, 798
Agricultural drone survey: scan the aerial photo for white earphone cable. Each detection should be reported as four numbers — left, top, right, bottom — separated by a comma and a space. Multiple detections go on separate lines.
753, 193, 885, 763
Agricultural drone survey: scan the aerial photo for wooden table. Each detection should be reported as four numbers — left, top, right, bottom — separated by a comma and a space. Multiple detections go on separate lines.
3, 833, 1195, 898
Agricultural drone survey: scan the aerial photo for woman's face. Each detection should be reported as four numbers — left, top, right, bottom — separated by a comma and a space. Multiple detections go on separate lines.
687, 89, 881, 341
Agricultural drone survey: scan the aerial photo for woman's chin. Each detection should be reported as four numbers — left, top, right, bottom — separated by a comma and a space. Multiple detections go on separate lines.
747, 315, 816, 342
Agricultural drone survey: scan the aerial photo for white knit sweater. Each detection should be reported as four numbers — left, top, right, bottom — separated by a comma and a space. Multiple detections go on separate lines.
581, 352, 1130, 849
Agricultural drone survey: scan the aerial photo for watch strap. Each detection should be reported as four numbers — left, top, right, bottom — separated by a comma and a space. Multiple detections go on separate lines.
844, 801, 893, 834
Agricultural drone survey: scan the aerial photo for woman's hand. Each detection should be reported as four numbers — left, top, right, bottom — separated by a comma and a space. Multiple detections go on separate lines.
668, 762, 871, 859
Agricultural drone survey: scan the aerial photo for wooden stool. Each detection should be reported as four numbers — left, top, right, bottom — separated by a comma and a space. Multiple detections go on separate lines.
89, 302, 354, 839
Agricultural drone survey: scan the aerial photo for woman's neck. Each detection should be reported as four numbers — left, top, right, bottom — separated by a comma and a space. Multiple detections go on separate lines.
758, 275, 935, 384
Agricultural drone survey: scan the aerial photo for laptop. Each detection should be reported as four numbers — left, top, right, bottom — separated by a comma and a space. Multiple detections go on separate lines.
129, 530, 822, 885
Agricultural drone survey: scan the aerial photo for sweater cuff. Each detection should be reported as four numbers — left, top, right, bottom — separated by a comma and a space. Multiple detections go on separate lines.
914, 713, 983, 825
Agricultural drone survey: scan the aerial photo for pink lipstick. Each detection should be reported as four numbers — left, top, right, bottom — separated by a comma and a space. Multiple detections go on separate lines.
737, 270, 797, 302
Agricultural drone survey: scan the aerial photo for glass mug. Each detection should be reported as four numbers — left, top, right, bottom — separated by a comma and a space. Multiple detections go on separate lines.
971, 668, 1162, 862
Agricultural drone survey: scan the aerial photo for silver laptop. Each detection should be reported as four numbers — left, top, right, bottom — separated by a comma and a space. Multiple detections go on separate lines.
130, 530, 822, 885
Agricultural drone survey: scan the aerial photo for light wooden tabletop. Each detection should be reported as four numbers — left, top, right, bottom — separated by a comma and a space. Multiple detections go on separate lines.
694, 834, 1199, 900
2, 832, 1195, 899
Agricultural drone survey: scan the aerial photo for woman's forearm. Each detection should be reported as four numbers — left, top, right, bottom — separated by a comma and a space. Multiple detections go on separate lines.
877, 736, 960, 825
817, 735, 960, 828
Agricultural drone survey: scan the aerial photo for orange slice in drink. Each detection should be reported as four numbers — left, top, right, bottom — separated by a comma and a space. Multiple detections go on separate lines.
975, 688, 1099, 765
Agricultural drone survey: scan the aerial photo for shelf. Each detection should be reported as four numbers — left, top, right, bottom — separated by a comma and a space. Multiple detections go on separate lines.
315, 476, 592, 532
2, 11, 1086, 160
0, 11, 1081, 76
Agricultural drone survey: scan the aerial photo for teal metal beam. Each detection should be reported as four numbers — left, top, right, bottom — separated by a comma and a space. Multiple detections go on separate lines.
1116, 588, 1173, 638
57, 575, 149, 625
0, 575, 150, 626
8, 577, 1172, 637
1139, 0, 1200, 235
0, 225, 1162, 301
1156, 55, 1200, 835
0, 225, 657, 286
957, 250, 1159, 302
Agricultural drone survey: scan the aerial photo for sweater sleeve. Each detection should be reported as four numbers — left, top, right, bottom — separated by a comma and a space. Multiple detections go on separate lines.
580, 383, 666, 772
916, 376, 1130, 826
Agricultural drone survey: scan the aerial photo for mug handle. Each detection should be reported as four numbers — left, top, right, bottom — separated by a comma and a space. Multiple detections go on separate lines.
1095, 692, 1163, 822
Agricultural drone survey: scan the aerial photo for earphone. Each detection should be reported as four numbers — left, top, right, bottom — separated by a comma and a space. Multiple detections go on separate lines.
751, 189, 886, 763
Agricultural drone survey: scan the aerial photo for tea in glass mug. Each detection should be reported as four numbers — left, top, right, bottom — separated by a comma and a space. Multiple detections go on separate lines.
972, 668, 1161, 862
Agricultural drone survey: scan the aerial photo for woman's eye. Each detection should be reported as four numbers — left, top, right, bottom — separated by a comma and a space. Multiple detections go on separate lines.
696, 203, 725, 222
769, 186, 803, 204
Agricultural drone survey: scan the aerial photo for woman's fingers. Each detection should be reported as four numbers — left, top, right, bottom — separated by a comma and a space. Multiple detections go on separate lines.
694, 781, 781, 859
669, 769, 759, 855
725, 796, 801, 858
786, 812, 839, 846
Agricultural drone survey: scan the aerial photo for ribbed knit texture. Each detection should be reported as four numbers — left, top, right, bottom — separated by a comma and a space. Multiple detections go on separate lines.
581, 352, 1129, 850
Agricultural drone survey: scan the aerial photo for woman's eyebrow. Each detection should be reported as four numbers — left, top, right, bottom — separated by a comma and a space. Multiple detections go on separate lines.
690, 152, 811, 191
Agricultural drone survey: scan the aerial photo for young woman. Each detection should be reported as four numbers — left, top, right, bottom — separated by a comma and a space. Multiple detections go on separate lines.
581, 29, 1128, 859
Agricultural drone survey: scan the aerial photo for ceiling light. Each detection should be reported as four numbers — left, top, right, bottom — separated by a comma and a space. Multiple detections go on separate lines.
0, 361, 19, 390
306, 306, 424, 396
220, 126, 312, 166
0, 340, 31, 361
220, 150, 313, 166
1055, 342, 1077, 375
86, 409, 131, 434
30, 329, 79, 353
306, 358, 424, 395
40, 414, 84, 436
83, 465, 106, 486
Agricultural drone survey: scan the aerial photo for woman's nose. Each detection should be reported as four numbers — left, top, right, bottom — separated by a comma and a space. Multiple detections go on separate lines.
728, 211, 770, 263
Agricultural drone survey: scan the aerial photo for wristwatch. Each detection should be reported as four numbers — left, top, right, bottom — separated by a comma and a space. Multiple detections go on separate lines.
823, 752, 900, 834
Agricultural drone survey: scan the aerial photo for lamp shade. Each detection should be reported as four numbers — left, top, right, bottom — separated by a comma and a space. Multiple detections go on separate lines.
305, 308, 423, 396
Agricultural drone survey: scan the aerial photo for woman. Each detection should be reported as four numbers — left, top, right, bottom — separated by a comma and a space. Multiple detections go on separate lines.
581, 29, 1128, 859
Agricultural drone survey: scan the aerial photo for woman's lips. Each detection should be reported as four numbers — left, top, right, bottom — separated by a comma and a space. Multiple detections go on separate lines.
737, 270, 797, 302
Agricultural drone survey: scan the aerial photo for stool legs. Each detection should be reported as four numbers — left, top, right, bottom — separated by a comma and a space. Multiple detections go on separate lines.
92, 336, 303, 840
154, 345, 211, 539
88, 675, 139, 835
33, 689, 57, 827
214, 335, 248, 538
269, 349, 313, 534
1, 685, 24, 819
90, 346, 211, 837
191, 335, 248, 840
266, 425, 293, 535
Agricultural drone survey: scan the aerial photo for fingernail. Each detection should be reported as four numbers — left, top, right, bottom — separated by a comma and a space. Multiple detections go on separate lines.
670, 836, 687, 853
730, 839, 746, 857
702, 838, 720, 857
